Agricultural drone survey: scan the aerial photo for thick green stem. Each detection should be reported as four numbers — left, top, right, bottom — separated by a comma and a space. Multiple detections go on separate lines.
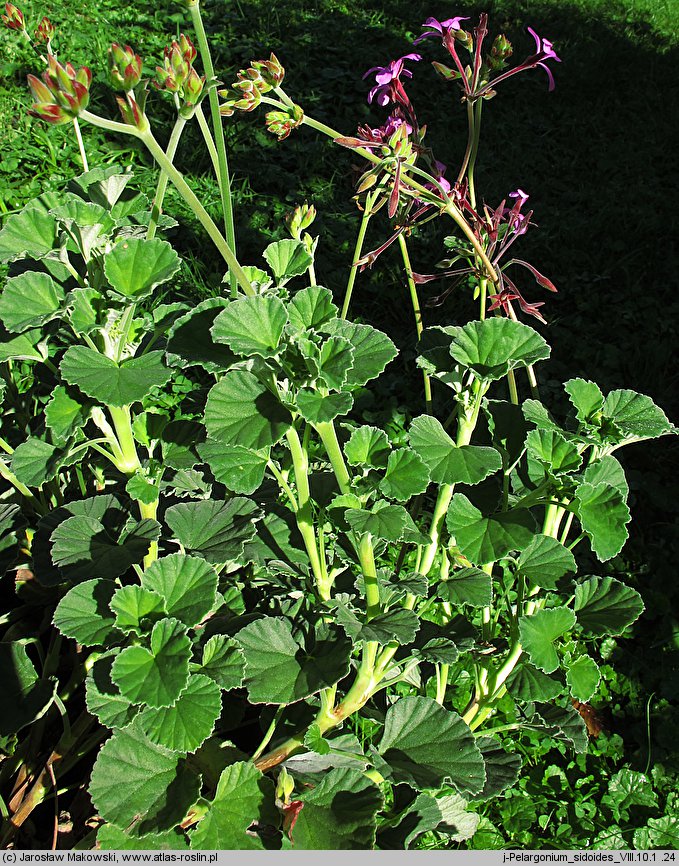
285, 427, 328, 598
398, 233, 432, 413
314, 420, 351, 495
342, 189, 378, 319
187, 0, 238, 295
107, 406, 141, 475
147, 114, 187, 240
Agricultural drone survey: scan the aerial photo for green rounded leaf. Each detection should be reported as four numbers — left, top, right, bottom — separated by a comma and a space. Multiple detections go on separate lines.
111, 617, 192, 708
198, 440, 269, 495
518, 607, 575, 673
50, 513, 160, 582
45, 386, 87, 443
287, 285, 338, 332
574, 576, 644, 636
138, 674, 222, 753
378, 447, 430, 501
263, 238, 312, 282
574, 481, 631, 562
98, 825, 189, 851
379, 696, 485, 794
360, 609, 420, 645
86, 654, 139, 730
236, 617, 351, 705
198, 635, 245, 690
446, 494, 535, 566
142, 553, 218, 628
564, 378, 604, 425
516, 534, 576, 590
104, 237, 180, 299
211, 295, 288, 358
321, 319, 398, 386
345, 502, 408, 542
440, 567, 492, 607
0, 271, 64, 333
60, 346, 171, 407
10, 439, 62, 488
602, 389, 676, 447
344, 426, 391, 468
296, 389, 353, 424
53, 578, 120, 646
566, 655, 600, 702
190, 761, 277, 850
165, 498, 260, 565
409, 415, 502, 485
505, 662, 563, 702
89, 717, 201, 835
583, 455, 628, 498
448, 319, 550, 382
0, 206, 57, 263
292, 767, 383, 850
470, 738, 523, 803
205, 370, 291, 449
166, 298, 233, 373
110, 584, 165, 634
526, 428, 582, 475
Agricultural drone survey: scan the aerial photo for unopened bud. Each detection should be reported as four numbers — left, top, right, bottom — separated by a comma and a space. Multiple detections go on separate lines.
454, 28, 474, 52
286, 202, 316, 239
34, 16, 55, 44
108, 43, 143, 91
251, 53, 285, 89
276, 767, 295, 804
116, 92, 145, 129
28, 55, 91, 125
431, 61, 461, 81
182, 67, 204, 107
265, 103, 303, 140
486, 33, 513, 71
2, 2, 23, 31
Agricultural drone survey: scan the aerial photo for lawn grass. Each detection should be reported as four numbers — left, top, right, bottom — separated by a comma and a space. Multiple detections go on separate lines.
1, 0, 678, 848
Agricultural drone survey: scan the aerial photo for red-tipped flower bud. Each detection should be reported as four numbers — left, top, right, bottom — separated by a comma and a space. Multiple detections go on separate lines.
265, 103, 303, 141
2, 2, 23, 31
487, 33, 513, 71
182, 67, 204, 107
116, 93, 145, 128
251, 53, 285, 89
108, 43, 143, 91
28, 54, 91, 125
34, 16, 55, 44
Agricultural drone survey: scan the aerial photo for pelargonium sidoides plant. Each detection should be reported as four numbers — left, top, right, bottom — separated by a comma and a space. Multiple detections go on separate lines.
0, 2, 675, 850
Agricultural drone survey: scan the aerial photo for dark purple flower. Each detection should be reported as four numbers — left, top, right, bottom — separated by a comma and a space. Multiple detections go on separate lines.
413, 16, 469, 45
509, 187, 529, 208
363, 53, 421, 106
526, 26, 561, 91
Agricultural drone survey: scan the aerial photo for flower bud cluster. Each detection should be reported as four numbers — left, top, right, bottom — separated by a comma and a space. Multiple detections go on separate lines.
154, 34, 204, 108
27, 54, 91, 124
264, 103, 303, 141
2, 2, 24, 31
486, 34, 513, 72
108, 43, 142, 91
34, 15, 54, 44
218, 54, 284, 117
